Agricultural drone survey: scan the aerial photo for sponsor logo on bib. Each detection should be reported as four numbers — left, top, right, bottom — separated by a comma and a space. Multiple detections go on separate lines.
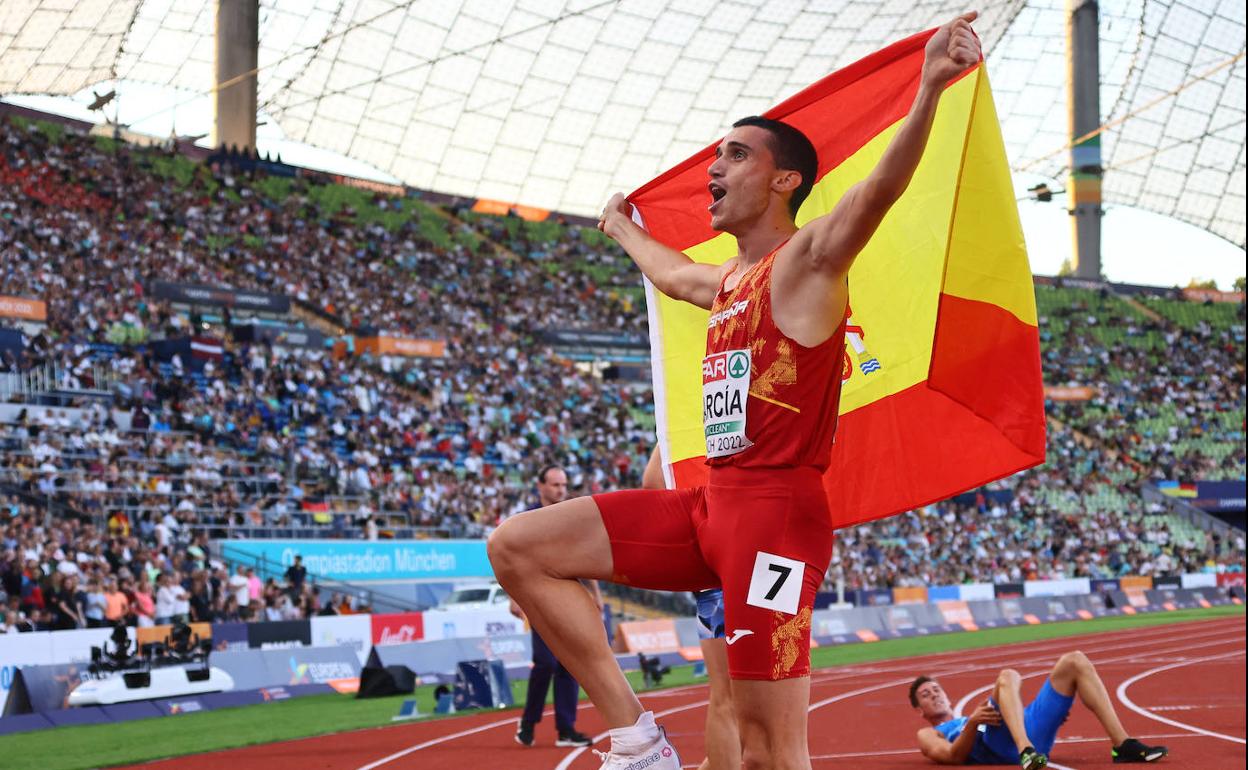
703, 348, 752, 458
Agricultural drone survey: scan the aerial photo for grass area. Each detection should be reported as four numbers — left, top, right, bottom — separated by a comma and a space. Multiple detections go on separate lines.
2, 605, 1240, 769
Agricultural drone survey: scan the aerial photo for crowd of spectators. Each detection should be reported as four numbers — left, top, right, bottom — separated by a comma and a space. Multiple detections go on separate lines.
0, 114, 1243, 631
1039, 287, 1245, 481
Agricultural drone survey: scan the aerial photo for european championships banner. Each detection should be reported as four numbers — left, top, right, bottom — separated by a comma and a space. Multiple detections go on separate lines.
632, 29, 1046, 527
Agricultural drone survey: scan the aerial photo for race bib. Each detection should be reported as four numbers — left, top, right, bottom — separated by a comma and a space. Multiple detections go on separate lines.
702, 348, 753, 458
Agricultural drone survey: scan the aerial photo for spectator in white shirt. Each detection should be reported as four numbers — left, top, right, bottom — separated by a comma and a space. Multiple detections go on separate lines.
154, 572, 186, 624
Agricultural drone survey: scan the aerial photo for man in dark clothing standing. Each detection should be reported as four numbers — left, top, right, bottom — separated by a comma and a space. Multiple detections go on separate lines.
513, 466, 597, 749
284, 555, 307, 597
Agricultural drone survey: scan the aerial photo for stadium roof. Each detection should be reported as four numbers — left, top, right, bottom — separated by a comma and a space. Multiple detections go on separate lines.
1, 0, 1244, 246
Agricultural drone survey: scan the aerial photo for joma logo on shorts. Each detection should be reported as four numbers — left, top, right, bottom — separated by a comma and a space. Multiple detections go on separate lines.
708, 300, 749, 329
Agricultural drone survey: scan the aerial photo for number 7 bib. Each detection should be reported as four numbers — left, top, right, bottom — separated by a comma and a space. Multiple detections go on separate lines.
702, 348, 753, 458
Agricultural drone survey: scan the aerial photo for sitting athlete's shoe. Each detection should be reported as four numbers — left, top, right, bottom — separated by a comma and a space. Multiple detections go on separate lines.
1019, 746, 1049, 769
556, 728, 594, 747
592, 726, 681, 769
1112, 738, 1169, 763
514, 722, 535, 747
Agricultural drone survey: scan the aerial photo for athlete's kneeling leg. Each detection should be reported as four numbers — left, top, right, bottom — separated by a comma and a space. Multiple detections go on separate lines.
488, 497, 642, 728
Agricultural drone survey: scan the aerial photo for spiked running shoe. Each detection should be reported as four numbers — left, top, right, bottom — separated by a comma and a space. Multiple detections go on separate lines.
1020, 746, 1049, 770
592, 727, 681, 770
1113, 738, 1169, 763
556, 729, 594, 747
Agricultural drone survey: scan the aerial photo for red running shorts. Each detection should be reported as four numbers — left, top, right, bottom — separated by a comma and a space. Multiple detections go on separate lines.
593, 465, 834, 680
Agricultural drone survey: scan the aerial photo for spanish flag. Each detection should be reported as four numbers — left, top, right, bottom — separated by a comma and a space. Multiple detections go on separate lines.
632, 30, 1045, 528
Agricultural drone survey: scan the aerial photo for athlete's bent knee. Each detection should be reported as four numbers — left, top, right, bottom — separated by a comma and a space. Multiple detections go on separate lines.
998, 668, 1021, 686
487, 523, 530, 584
1058, 650, 1090, 671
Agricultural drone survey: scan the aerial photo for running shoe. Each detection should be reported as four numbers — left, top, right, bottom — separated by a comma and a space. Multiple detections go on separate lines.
1112, 738, 1169, 763
556, 729, 594, 747
514, 722, 535, 747
593, 727, 681, 769
1019, 746, 1049, 769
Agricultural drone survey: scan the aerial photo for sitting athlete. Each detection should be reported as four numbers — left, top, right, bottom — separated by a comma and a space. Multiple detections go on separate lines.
911, 651, 1169, 767
489, 12, 982, 769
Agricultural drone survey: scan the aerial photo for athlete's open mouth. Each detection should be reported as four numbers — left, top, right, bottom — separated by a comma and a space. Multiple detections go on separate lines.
708, 182, 727, 212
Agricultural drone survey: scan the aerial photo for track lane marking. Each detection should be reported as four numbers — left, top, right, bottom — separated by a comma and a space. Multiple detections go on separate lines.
951, 632, 1247, 717
1115, 651, 1247, 745
350, 615, 1244, 769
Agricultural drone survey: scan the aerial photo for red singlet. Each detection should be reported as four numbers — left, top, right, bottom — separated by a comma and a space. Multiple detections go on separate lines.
702, 244, 847, 469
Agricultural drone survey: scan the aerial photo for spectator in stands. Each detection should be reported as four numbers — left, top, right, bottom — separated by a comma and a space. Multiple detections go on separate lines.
47, 572, 80, 629
228, 565, 249, 608
284, 555, 307, 597
132, 576, 156, 627
154, 572, 185, 625
103, 576, 129, 625
83, 578, 108, 627
0, 113, 1241, 613
188, 572, 213, 623
1, 610, 17, 633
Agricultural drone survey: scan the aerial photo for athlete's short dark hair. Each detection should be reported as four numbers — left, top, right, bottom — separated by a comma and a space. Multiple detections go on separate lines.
537, 465, 563, 484
909, 675, 935, 708
731, 116, 818, 218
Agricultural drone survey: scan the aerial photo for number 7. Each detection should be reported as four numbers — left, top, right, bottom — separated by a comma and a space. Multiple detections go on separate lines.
765, 564, 792, 600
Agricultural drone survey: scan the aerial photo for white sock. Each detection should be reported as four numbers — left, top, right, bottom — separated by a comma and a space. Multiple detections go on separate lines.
609, 710, 659, 751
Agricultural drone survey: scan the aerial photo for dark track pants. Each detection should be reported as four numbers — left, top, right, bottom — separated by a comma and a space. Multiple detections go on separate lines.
520, 630, 578, 731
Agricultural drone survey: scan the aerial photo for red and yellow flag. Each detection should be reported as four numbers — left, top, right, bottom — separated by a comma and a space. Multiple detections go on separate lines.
631, 30, 1045, 528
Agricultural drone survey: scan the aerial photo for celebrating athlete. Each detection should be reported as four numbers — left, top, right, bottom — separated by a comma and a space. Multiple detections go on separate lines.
489, 12, 983, 769
911, 651, 1169, 766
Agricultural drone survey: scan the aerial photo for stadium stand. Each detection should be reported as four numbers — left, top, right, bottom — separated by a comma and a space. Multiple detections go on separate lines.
0, 114, 1243, 631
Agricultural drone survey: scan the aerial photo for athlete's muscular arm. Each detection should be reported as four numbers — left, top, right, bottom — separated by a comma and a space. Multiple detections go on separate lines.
793, 11, 982, 278
598, 193, 723, 310
917, 702, 1002, 765
917, 728, 960, 764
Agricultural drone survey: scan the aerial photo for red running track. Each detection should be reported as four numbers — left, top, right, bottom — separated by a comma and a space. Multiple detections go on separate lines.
123, 614, 1245, 770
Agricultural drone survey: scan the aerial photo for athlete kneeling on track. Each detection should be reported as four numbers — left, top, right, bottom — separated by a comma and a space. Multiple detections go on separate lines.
912, 651, 1169, 767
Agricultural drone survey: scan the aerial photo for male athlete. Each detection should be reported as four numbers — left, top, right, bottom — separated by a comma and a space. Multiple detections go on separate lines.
489, 13, 982, 769
511, 466, 598, 749
912, 651, 1169, 766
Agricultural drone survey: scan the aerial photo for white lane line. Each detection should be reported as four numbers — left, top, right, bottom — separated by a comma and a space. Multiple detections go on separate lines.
549, 623, 1208, 768
552, 628, 1200, 770
952, 632, 1247, 718
802, 633, 1241, 770
807, 616, 1241, 688
1115, 651, 1247, 745
358, 616, 1243, 768
355, 716, 524, 770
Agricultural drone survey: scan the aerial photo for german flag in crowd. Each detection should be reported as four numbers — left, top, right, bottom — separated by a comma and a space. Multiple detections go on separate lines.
632, 29, 1046, 528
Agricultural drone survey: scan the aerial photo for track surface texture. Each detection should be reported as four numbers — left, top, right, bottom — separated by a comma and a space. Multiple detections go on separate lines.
124, 615, 1245, 769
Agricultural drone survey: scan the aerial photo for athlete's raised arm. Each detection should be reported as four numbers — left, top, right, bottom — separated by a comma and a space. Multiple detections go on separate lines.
598, 193, 725, 310
792, 11, 981, 278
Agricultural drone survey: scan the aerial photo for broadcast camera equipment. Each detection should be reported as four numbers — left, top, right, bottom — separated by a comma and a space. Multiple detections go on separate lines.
637, 652, 670, 688
89, 624, 142, 675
